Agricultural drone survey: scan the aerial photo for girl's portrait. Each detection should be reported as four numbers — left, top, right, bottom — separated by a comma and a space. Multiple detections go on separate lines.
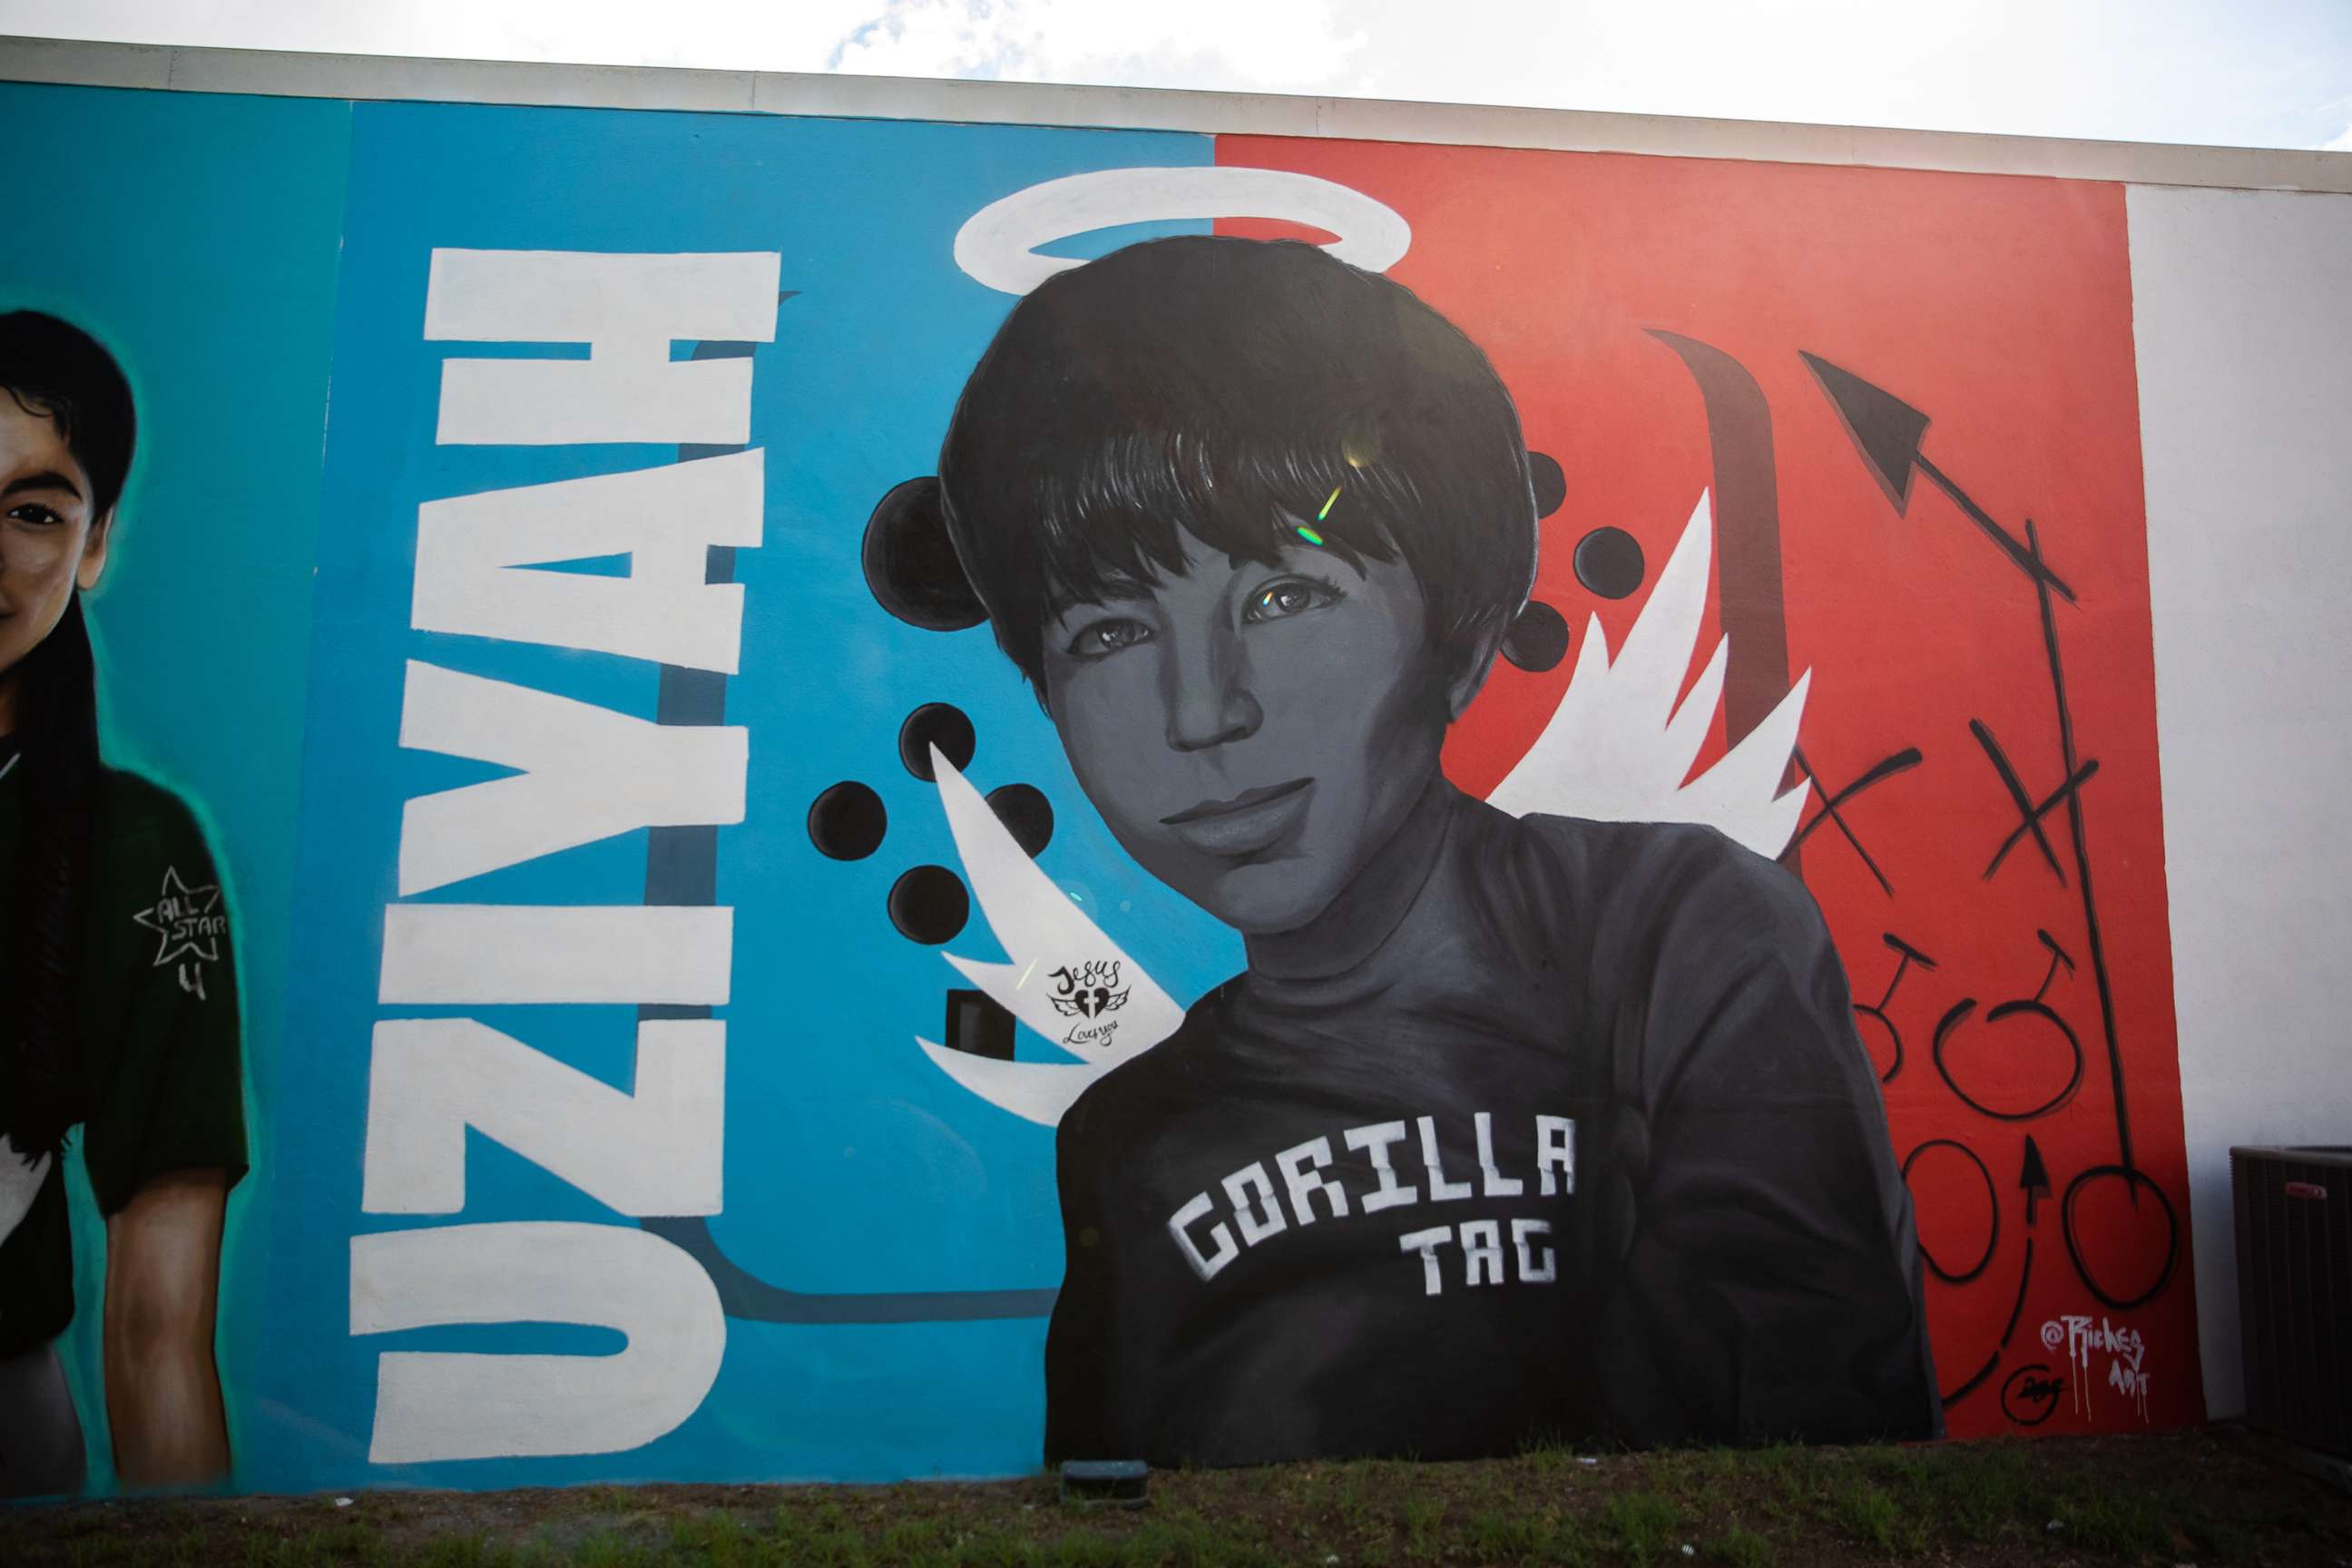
0, 311, 246, 1497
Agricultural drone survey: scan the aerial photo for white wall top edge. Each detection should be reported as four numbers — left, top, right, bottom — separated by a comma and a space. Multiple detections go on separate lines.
4, 33, 2349, 195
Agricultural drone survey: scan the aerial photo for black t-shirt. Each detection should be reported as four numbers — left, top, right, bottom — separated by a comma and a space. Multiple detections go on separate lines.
1044, 796, 1939, 1465
0, 746, 247, 1357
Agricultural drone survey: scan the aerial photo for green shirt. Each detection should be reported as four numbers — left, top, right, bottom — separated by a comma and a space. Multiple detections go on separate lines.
0, 745, 247, 1357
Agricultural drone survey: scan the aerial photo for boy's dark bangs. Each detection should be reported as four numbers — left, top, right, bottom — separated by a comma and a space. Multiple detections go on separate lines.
1025, 425, 1414, 614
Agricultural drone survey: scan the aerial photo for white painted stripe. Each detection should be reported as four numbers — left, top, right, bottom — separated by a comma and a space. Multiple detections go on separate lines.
378, 904, 733, 1004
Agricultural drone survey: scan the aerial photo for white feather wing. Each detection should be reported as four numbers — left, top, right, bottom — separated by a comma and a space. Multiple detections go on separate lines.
915, 750, 1185, 1126
1487, 492, 1810, 858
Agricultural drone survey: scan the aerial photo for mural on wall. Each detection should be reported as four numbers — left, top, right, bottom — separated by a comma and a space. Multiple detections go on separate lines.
844, 150, 2192, 1463
852, 147, 2191, 1460
1, 77, 2201, 1495
864, 231, 1938, 1464
0, 312, 246, 1497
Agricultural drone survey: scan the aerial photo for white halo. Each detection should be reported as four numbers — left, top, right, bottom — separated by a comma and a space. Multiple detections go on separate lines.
953, 166, 1412, 295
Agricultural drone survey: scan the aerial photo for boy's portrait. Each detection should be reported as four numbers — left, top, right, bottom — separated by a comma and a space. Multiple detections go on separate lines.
873, 235, 1939, 1465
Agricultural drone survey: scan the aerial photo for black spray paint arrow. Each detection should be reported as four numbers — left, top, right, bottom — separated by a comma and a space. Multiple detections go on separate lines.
1803, 351, 2134, 1179
2020, 1135, 2052, 1227
1799, 353, 2075, 603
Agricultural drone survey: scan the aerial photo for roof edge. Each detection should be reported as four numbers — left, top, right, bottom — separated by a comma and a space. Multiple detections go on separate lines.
5, 34, 2347, 195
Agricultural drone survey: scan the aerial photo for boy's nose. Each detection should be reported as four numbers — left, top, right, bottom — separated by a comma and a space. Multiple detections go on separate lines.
1163, 629, 1262, 752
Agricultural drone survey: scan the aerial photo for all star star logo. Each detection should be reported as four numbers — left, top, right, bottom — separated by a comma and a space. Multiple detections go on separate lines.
132, 866, 226, 968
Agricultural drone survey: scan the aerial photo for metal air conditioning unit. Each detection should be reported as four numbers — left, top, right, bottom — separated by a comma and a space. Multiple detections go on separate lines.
2234, 1145, 2351, 1457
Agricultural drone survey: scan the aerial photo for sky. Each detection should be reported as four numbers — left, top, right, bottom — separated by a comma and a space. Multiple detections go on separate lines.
4, 0, 2349, 152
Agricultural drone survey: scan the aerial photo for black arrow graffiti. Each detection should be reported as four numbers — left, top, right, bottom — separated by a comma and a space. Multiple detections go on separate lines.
1800, 353, 2075, 603
2019, 1135, 2052, 1227
1803, 353, 2135, 1179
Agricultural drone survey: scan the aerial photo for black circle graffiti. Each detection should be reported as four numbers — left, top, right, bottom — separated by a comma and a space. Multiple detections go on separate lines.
2000, 1362, 2064, 1426
1527, 450, 1568, 519
985, 782, 1055, 858
807, 780, 888, 861
1855, 934, 1935, 1085
1901, 1138, 1999, 1285
1853, 1004, 1902, 1083
1573, 526, 1646, 600
1501, 599, 1570, 673
863, 475, 988, 632
2062, 1164, 2180, 1312
888, 864, 970, 945
1931, 997, 2084, 1122
898, 701, 976, 782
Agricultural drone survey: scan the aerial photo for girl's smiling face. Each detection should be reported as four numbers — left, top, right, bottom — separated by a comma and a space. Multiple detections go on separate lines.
1040, 521, 1451, 936
0, 395, 112, 728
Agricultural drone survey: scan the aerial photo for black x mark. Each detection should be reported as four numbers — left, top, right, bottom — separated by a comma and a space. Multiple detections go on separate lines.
1970, 719, 2099, 884
1789, 744, 1925, 897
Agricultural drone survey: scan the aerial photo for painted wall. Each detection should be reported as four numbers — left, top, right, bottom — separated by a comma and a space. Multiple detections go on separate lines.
2129, 185, 2352, 1423
0, 66, 2340, 1497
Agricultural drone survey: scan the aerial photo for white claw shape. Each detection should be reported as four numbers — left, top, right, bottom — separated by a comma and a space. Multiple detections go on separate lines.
916, 749, 1185, 1125
1486, 491, 1810, 858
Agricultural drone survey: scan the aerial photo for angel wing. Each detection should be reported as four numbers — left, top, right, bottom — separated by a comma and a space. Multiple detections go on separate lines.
914, 750, 1186, 1126
1486, 491, 1810, 858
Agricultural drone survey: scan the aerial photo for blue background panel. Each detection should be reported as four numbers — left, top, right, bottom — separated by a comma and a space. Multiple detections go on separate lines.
266, 100, 1244, 1492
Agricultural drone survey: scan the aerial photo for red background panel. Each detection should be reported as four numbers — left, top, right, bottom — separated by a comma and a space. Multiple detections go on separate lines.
1220, 136, 2194, 1436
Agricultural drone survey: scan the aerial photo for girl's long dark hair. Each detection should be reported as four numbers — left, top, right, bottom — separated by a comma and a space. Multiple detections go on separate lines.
8, 596, 99, 1157
3, 311, 134, 1161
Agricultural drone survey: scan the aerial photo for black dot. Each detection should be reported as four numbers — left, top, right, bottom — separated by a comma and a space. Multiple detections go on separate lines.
985, 783, 1054, 857
1502, 600, 1570, 673
1527, 451, 1567, 519
889, 865, 969, 945
807, 781, 887, 860
899, 702, 975, 781
1574, 526, 1646, 600
864, 477, 987, 632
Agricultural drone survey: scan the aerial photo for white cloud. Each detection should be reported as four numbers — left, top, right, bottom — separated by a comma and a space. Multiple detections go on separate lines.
2324, 123, 2352, 152
826, 0, 1371, 96
0, 0, 883, 71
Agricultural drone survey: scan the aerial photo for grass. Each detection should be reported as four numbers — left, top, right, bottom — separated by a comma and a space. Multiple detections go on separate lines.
1703, 1525, 1774, 1568
9, 1427, 2347, 1567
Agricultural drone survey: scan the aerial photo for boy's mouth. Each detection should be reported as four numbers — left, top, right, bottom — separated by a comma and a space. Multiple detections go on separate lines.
1161, 778, 1315, 857
1162, 778, 1313, 825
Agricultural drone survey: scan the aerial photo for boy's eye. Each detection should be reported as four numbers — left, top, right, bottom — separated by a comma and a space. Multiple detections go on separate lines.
1243, 575, 1344, 623
5, 503, 65, 528
1065, 617, 1153, 658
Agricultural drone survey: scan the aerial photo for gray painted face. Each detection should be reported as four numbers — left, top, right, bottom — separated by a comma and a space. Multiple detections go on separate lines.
1040, 524, 1449, 938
